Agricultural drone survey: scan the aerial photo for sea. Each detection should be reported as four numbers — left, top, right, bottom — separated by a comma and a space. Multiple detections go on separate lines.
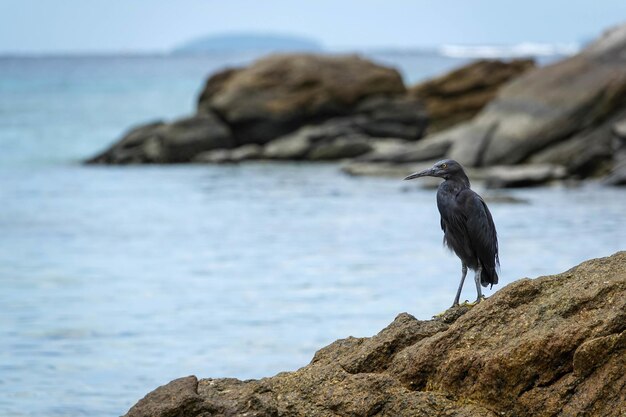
1, 49, 625, 417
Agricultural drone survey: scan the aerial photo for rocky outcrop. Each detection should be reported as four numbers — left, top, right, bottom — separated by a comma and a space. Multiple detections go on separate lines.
87, 114, 234, 164
451, 24, 626, 169
124, 252, 626, 417
88, 54, 430, 164
409, 59, 535, 133
86, 55, 535, 168
350, 23, 626, 186
197, 54, 410, 144
603, 116, 626, 185
87, 25, 626, 186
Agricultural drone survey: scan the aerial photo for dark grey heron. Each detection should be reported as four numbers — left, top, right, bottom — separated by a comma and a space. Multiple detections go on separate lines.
404, 159, 499, 306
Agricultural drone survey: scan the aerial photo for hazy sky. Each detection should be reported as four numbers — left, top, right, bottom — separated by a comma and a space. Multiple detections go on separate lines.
1, 0, 625, 53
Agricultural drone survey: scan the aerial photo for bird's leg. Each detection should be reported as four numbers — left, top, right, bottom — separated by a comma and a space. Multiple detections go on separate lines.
452, 264, 468, 307
474, 265, 483, 303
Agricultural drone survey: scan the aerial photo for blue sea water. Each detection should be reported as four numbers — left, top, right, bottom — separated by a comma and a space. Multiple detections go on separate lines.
0, 52, 625, 417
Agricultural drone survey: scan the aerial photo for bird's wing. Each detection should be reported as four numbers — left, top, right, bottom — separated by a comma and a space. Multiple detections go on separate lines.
438, 190, 470, 250
460, 190, 499, 270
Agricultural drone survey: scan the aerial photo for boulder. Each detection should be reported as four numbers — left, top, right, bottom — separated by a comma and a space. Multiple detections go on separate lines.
354, 120, 499, 166
87, 114, 234, 164
341, 161, 438, 179
483, 164, 567, 188
409, 59, 535, 133
231, 144, 264, 161
263, 117, 374, 160
124, 252, 626, 417
355, 125, 462, 164
197, 54, 408, 144
193, 144, 264, 164
448, 24, 626, 167
263, 129, 313, 159
352, 95, 427, 139
603, 117, 626, 185
192, 149, 233, 164
87, 121, 166, 164
354, 138, 414, 162
307, 136, 373, 160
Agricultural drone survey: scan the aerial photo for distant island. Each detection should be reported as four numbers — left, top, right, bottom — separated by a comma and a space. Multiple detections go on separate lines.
171, 33, 323, 54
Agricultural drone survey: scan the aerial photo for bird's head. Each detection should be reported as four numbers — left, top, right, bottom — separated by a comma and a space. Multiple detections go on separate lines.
403, 159, 466, 181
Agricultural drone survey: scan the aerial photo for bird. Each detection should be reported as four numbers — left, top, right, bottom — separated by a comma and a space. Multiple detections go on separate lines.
403, 159, 499, 307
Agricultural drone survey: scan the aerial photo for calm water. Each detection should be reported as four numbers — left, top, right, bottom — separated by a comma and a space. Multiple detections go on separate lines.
1, 53, 625, 417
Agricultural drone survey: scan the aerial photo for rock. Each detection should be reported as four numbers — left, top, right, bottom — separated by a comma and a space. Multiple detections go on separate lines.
87, 114, 234, 164
198, 54, 407, 144
263, 117, 374, 160
447, 122, 500, 167
307, 136, 372, 160
409, 59, 535, 133
263, 129, 314, 159
124, 252, 626, 417
194, 144, 265, 164
358, 138, 413, 161
481, 193, 529, 204
125, 376, 202, 417
614, 118, 626, 138
448, 24, 626, 167
341, 162, 430, 178
604, 117, 626, 185
529, 107, 626, 178
192, 149, 233, 164
390, 252, 626, 417
484, 164, 567, 188
231, 143, 264, 161
357, 131, 453, 163
352, 95, 427, 140
87, 121, 166, 164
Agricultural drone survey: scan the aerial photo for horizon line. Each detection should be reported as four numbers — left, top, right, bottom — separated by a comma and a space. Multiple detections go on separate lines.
0, 41, 581, 59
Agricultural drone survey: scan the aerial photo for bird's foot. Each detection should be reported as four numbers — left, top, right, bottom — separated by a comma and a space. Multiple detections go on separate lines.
457, 299, 481, 307
468, 295, 486, 306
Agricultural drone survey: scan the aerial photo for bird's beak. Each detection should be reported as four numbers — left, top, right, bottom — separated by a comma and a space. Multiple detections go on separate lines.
403, 168, 435, 180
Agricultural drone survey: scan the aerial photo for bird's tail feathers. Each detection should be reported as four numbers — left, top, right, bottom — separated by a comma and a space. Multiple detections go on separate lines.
481, 266, 498, 288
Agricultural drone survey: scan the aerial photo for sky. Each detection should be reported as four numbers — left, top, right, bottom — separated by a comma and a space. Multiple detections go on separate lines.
1, 0, 625, 54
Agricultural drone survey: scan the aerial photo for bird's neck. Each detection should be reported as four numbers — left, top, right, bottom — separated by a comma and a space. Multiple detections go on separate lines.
444, 174, 470, 190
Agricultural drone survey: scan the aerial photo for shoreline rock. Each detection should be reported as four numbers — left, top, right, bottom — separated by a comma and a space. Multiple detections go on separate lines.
85, 24, 626, 187
342, 24, 626, 187
409, 58, 535, 133
86, 55, 529, 169
124, 252, 626, 417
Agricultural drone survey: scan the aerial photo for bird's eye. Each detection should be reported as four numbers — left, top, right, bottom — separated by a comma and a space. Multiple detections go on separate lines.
441, 163, 447, 169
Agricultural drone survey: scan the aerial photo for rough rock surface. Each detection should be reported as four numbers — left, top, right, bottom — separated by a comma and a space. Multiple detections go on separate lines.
197, 54, 409, 144
124, 252, 626, 417
409, 59, 535, 133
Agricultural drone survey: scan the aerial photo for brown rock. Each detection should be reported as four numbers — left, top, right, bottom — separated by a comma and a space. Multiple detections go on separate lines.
125, 376, 202, 417
124, 252, 626, 417
409, 59, 535, 133
197, 54, 407, 144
